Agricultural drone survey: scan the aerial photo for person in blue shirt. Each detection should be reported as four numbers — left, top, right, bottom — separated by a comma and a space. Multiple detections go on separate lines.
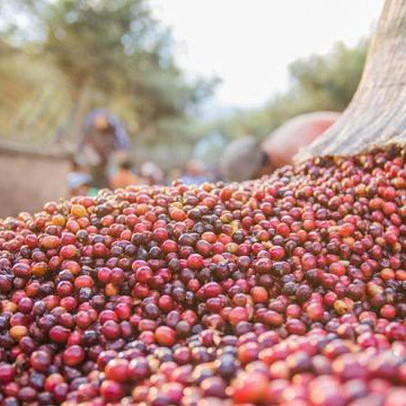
77, 109, 130, 189
180, 160, 208, 186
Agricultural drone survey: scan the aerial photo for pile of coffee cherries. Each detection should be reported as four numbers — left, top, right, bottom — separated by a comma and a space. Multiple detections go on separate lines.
1, 147, 406, 405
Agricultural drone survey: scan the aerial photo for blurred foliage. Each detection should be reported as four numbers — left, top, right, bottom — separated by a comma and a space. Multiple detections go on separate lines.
0, 0, 217, 149
0, 0, 368, 168
204, 39, 368, 140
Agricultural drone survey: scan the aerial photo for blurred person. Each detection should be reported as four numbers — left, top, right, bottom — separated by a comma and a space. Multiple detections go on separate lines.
180, 160, 208, 186
110, 160, 140, 190
167, 167, 182, 184
77, 108, 130, 188
220, 111, 340, 182
140, 161, 164, 185
67, 161, 92, 197
206, 164, 223, 183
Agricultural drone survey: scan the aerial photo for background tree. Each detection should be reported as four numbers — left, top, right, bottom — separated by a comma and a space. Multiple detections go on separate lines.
0, 1, 368, 168
206, 39, 368, 141
0, 0, 216, 159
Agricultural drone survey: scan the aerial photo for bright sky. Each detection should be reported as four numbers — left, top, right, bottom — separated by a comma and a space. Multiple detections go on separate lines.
154, 0, 384, 109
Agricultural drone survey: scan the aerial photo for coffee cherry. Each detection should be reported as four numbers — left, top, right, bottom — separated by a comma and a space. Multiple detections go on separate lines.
1, 147, 406, 404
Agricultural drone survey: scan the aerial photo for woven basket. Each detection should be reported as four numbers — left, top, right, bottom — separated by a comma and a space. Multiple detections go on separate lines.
297, 0, 406, 161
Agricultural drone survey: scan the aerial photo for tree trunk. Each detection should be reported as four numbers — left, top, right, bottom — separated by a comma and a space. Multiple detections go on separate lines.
297, 0, 406, 161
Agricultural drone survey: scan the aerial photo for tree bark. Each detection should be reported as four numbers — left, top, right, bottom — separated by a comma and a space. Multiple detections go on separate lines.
297, 0, 406, 161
